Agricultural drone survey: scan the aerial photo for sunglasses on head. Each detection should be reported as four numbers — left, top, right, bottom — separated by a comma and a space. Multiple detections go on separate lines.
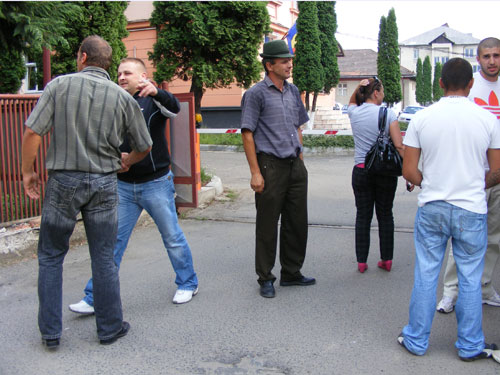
372, 76, 380, 83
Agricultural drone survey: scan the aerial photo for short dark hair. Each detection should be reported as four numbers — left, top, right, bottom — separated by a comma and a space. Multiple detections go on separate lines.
79, 35, 112, 70
262, 58, 276, 74
441, 58, 473, 91
355, 77, 383, 106
477, 37, 500, 55
120, 57, 147, 72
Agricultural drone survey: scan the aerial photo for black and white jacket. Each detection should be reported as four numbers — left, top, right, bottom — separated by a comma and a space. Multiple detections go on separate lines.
118, 89, 180, 183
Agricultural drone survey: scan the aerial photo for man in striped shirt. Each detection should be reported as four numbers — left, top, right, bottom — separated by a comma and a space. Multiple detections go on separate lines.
241, 40, 315, 299
21, 35, 152, 349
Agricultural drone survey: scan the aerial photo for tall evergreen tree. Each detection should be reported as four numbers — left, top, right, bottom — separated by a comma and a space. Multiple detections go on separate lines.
432, 62, 443, 102
377, 8, 401, 106
149, 1, 270, 114
423, 55, 432, 104
49, 2, 129, 82
316, 1, 339, 98
0, 50, 27, 93
293, 1, 324, 112
0, 1, 76, 93
415, 57, 424, 105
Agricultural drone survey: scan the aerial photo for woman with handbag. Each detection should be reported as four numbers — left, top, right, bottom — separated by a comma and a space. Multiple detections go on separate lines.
347, 77, 407, 273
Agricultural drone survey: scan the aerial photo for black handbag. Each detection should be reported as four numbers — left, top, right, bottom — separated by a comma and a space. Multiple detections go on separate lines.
364, 107, 402, 177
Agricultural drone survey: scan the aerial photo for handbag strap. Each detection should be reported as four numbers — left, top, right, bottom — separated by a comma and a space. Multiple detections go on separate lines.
378, 106, 388, 135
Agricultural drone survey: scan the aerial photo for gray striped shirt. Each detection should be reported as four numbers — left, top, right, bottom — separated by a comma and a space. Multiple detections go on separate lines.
26, 67, 152, 173
241, 76, 309, 158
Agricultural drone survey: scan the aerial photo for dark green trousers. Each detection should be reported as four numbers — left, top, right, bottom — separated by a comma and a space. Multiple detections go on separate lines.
255, 153, 308, 284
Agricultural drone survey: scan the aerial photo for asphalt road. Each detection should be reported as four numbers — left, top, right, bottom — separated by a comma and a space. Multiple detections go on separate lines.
1, 150, 499, 374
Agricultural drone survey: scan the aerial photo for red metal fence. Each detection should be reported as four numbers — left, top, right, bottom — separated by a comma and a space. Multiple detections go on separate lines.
0, 93, 199, 224
0, 94, 50, 224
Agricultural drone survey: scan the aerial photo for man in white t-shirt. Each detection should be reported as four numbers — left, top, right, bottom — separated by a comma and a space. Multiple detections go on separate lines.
437, 37, 500, 314
398, 58, 500, 361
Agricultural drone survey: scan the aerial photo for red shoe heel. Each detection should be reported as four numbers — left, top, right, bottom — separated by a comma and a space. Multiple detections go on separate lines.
378, 260, 392, 272
358, 262, 368, 273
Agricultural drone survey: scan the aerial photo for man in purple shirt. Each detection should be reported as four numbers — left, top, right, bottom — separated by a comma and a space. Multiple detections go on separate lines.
241, 40, 315, 298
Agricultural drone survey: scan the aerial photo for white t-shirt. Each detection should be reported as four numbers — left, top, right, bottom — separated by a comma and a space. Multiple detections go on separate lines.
404, 96, 500, 214
469, 71, 500, 120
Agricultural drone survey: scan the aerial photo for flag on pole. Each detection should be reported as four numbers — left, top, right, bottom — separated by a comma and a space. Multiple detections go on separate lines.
284, 23, 297, 54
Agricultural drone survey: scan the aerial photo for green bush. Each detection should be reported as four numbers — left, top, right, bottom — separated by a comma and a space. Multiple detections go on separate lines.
199, 133, 355, 149
1, 192, 41, 223
302, 135, 354, 148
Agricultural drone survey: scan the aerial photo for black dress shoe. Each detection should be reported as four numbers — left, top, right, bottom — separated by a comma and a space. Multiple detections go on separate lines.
280, 276, 316, 286
43, 338, 60, 349
100, 321, 130, 345
259, 281, 276, 298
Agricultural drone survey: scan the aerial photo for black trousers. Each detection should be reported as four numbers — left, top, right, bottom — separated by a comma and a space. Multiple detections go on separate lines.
351, 166, 397, 263
255, 153, 308, 284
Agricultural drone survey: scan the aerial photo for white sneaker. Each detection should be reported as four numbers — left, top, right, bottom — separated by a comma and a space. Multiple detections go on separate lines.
69, 300, 95, 315
483, 290, 500, 307
436, 295, 455, 314
493, 349, 500, 364
172, 288, 198, 304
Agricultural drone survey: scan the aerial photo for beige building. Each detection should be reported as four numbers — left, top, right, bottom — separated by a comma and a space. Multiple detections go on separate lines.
399, 24, 480, 94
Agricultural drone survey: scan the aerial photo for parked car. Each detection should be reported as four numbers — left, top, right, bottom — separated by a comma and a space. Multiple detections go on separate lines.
333, 102, 342, 111
341, 104, 349, 114
398, 105, 424, 123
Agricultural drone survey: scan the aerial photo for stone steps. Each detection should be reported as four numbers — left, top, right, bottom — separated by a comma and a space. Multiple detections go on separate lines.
311, 107, 351, 130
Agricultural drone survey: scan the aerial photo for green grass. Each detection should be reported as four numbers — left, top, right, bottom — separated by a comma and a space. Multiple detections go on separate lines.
199, 133, 355, 149
199, 134, 242, 146
200, 167, 213, 186
225, 189, 238, 201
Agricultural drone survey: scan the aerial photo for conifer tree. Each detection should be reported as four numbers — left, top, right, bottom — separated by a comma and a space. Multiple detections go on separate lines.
377, 8, 401, 106
49, 2, 129, 82
432, 62, 443, 102
317, 1, 339, 96
423, 55, 433, 104
293, 1, 324, 112
0, 1, 76, 92
415, 57, 424, 105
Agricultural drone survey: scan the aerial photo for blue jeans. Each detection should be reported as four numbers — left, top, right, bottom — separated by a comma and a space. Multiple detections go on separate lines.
83, 171, 198, 306
402, 201, 487, 358
38, 171, 123, 341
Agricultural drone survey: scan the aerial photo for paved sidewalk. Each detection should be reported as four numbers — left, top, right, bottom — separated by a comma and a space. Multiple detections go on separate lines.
1, 152, 499, 374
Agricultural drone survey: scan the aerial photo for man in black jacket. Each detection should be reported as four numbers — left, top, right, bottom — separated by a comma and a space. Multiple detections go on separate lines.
69, 58, 199, 314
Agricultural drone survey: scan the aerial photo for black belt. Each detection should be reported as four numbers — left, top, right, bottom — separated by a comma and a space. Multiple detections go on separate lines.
258, 153, 298, 162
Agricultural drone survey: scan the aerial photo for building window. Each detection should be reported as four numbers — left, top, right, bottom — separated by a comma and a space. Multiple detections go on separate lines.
338, 83, 347, 96
465, 48, 474, 57
473, 65, 481, 73
414, 49, 419, 59
441, 57, 449, 64
25, 62, 39, 92
267, 1, 282, 20
434, 57, 440, 64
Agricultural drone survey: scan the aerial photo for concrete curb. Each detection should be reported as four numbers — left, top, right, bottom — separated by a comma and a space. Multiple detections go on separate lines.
198, 175, 224, 207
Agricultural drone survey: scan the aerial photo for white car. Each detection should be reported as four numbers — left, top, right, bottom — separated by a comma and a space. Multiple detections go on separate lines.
398, 106, 424, 123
